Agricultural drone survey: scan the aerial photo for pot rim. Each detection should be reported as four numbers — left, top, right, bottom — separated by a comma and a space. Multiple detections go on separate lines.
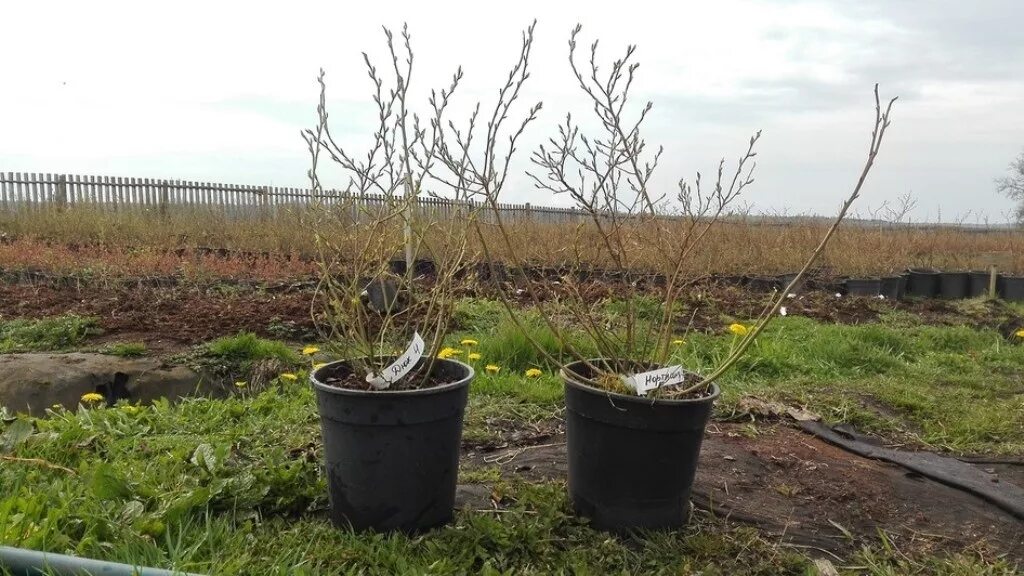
560, 358, 721, 406
310, 357, 474, 397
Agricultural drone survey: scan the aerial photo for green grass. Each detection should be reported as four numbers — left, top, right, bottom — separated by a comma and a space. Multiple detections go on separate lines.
206, 332, 299, 365
465, 312, 598, 373
0, 314, 100, 353
3, 382, 1012, 575
3, 300, 1024, 573
452, 299, 1024, 454
667, 315, 1024, 453
453, 298, 507, 332
101, 341, 148, 358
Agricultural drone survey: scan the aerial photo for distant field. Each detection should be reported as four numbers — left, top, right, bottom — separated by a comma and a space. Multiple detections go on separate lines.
1, 205, 1022, 281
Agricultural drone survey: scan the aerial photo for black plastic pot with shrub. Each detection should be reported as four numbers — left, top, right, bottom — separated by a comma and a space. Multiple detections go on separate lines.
968, 271, 994, 298
388, 259, 407, 276
939, 271, 969, 300
843, 277, 882, 296
879, 275, 906, 300
776, 272, 807, 293
811, 277, 845, 294
905, 268, 940, 298
999, 275, 1024, 302
744, 276, 781, 293
560, 359, 718, 533
714, 274, 747, 287
310, 357, 473, 533
475, 261, 508, 282
412, 259, 437, 277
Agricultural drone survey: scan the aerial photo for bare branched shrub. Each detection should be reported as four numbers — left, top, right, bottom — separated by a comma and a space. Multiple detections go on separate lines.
450, 24, 897, 396
303, 25, 477, 387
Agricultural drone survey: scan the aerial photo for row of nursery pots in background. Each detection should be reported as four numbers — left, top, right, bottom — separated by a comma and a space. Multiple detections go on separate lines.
731, 270, 1024, 301
309, 356, 714, 533
848, 269, 1024, 301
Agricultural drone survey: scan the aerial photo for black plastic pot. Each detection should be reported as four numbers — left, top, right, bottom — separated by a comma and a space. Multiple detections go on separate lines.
939, 272, 969, 300
968, 271, 994, 298
777, 272, 806, 293
474, 261, 508, 282
879, 276, 904, 300
844, 277, 881, 297
715, 274, 747, 287
810, 277, 844, 294
574, 267, 594, 282
412, 259, 436, 277
906, 269, 939, 298
999, 275, 1024, 302
362, 278, 402, 313
561, 359, 719, 533
641, 273, 668, 288
310, 358, 472, 533
387, 259, 407, 276
745, 276, 781, 293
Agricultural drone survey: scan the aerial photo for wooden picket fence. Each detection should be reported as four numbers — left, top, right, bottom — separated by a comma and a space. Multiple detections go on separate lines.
0, 171, 1015, 232
0, 171, 584, 224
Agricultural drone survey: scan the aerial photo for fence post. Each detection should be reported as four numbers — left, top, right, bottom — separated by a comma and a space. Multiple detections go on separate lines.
55, 175, 68, 211
259, 186, 268, 219
159, 180, 169, 218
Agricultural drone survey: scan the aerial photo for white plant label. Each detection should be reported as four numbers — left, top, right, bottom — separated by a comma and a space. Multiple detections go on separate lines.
622, 365, 687, 396
366, 332, 424, 390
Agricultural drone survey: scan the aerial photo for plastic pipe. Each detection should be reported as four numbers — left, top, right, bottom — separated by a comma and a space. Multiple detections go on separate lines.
0, 546, 205, 576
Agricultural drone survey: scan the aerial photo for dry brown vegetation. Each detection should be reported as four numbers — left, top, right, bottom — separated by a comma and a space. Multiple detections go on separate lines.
1, 207, 1022, 280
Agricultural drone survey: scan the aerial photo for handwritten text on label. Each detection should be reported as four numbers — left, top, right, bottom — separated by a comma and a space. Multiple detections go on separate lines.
366, 332, 424, 390
622, 365, 688, 395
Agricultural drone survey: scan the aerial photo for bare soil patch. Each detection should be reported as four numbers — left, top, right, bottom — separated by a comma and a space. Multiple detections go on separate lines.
461, 422, 1024, 562
0, 283, 314, 346
2, 273, 1020, 349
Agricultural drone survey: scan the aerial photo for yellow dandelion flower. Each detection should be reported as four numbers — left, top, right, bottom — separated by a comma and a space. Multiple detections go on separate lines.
279, 373, 298, 381
485, 364, 501, 375
437, 347, 462, 359
80, 392, 104, 404
302, 345, 320, 356
460, 339, 479, 347
672, 339, 685, 346
1016, 329, 1024, 339
525, 368, 542, 378
234, 381, 248, 388
468, 352, 482, 361
728, 323, 749, 337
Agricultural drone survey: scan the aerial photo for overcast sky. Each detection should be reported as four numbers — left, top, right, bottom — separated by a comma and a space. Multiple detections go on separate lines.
2, 0, 1023, 223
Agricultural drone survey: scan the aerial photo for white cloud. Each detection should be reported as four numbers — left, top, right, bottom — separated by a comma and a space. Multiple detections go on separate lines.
1, 0, 1021, 221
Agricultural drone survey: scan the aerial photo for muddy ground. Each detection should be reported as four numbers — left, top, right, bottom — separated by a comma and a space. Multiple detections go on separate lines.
0, 282, 315, 347
461, 420, 1024, 563
2, 276, 1021, 350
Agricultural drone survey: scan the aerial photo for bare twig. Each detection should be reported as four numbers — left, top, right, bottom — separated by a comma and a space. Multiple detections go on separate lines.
1, 455, 77, 475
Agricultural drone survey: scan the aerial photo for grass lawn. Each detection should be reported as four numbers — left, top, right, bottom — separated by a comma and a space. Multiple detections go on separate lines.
2, 301, 1023, 574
